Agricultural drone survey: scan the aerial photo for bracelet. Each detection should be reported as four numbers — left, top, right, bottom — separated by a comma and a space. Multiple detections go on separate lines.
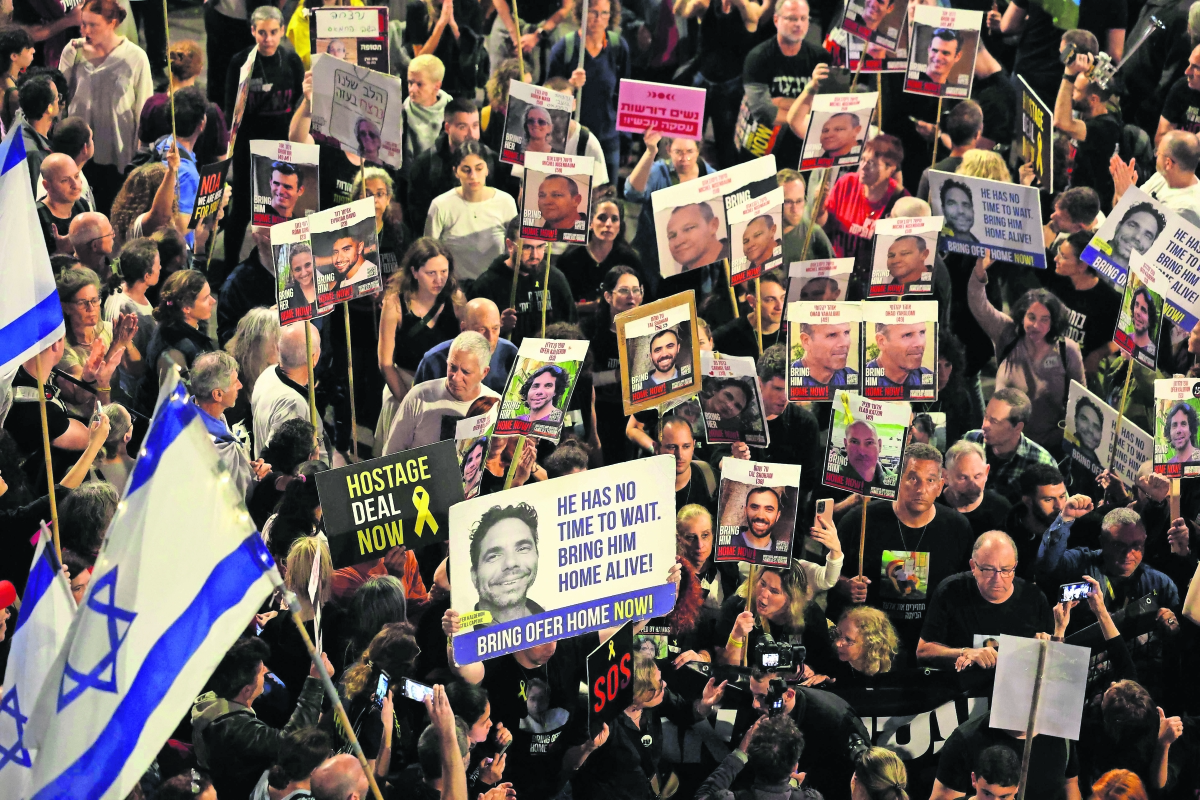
96, 386, 111, 393
1062, 73, 1075, 81
727, 637, 745, 648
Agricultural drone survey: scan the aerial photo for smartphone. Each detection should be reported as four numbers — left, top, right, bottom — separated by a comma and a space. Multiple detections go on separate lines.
402, 677, 435, 703
805, 499, 834, 558
373, 670, 391, 707
91, 399, 103, 425
1060, 581, 1091, 603
496, 738, 511, 756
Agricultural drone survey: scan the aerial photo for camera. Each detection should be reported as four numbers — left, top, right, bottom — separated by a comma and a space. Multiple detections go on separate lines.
753, 634, 806, 672
847, 732, 870, 763
764, 677, 788, 716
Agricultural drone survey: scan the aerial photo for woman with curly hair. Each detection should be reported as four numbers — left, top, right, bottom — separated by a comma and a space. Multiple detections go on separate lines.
261, 460, 328, 563
970, 251, 1084, 451
138, 39, 229, 165
832, 606, 901, 682
110, 160, 183, 248
1090, 770, 1148, 800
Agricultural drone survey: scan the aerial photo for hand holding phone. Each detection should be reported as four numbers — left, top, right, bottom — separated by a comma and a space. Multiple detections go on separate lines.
402, 677, 435, 703
373, 670, 391, 707
1060, 581, 1091, 604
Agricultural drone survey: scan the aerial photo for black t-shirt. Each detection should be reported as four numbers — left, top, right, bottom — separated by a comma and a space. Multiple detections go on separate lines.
4, 367, 74, 489
712, 593, 838, 676
589, 324, 623, 406
972, 70, 1017, 147
1161, 77, 1200, 133
1011, 0, 1127, 81
224, 47, 305, 142
1041, 276, 1122, 358
937, 714, 1079, 800
740, 38, 831, 166
835, 500, 974, 658
676, 461, 716, 517
696, 0, 758, 82
919, 572, 1053, 649
37, 200, 88, 253
319, 147, 364, 211
1072, 114, 1122, 213
936, 490, 1013, 540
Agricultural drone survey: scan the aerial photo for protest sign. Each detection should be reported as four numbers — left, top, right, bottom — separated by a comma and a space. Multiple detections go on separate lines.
927, 171, 1045, 267
616, 292, 701, 414
314, 439, 463, 568
840, 0, 907, 50
1153, 377, 1200, 477
272, 217, 326, 325
990, 635, 1089, 740
449, 456, 678, 663
904, 6, 981, 99
786, 258, 855, 303
800, 92, 877, 171
868, 216, 940, 297
651, 156, 777, 278
226, 49, 256, 155
1137, 213, 1200, 331
1114, 256, 1167, 370
501, 80, 573, 166
715, 458, 801, 567
700, 351, 770, 447
834, 21, 909, 73
1112, 417, 1153, 487
521, 152, 594, 244
823, 390, 909, 499
788, 301, 861, 402
862, 300, 939, 400
310, 54, 405, 170
726, 179, 783, 284
456, 406, 499, 501
496, 338, 589, 440
616, 80, 706, 141
187, 158, 231, 230
250, 140, 319, 226
1018, 76, 1053, 193
1063, 381, 1115, 482
588, 623, 634, 737
312, 198, 382, 311
310, 6, 389, 71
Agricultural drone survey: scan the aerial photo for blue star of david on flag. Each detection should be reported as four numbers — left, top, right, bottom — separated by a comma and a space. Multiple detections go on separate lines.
58, 567, 137, 711
0, 686, 31, 772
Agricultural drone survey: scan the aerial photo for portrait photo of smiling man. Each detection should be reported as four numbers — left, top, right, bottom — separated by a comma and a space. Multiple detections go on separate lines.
938, 179, 978, 242
251, 141, 321, 227
469, 502, 544, 625
905, 7, 982, 99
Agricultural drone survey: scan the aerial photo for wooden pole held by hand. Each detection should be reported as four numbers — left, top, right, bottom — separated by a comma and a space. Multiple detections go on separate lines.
1015, 637, 1050, 800
303, 321, 319, 453
754, 277, 763, 355
35, 367, 61, 561
931, 96, 944, 168
344, 303, 359, 460
857, 494, 868, 580
800, 170, 830, 261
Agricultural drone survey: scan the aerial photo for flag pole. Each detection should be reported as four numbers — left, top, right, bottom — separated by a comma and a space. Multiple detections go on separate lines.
164, 0, 176, 146
800, 170, 830, 261
344, 304, 359, 461
506, 237, 524, 340
754, 277, 763, 356
304, 321, 320, 454
541, 243, 551, 337
35, 363, 61, 561
573, 0, 589, 123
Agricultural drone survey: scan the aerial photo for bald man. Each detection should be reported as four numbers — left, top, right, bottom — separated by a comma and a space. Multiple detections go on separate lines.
252, 321, 321, 459
838, 419, 891, 491
311, 754, 370, 800
68, 212, 116, 273
414, 297, 519, 393
37, 153, 88, 255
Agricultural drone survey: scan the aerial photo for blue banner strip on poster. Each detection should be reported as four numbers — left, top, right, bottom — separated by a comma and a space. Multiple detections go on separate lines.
941, 238, 1046, 269
453, 583, 677, 664
1080, 246, 1127, 289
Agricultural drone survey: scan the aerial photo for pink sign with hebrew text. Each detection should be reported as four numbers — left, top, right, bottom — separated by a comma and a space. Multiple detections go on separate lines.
616, 80, 706, 141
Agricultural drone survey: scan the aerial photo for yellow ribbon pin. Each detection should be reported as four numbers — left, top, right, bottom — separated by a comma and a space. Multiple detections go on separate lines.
608, 640, 616, 660
412, 486, 439, 537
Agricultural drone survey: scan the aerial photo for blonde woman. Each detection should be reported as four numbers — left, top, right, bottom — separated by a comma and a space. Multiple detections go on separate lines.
225, 307, 281, 429
852, 747, 909, 800
955, 149, 1012, 183
832, 606, 901, 683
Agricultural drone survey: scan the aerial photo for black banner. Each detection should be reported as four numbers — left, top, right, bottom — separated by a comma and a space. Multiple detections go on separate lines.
587, 622, 635, 737
187, 158, 231, 230
1019, 76, 1052, 194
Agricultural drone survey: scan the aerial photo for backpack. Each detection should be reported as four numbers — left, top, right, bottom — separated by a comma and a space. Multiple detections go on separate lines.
563, 30, 623, 67
1119, 124, 1155, 185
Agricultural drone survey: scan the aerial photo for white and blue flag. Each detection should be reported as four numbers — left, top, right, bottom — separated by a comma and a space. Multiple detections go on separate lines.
25, 377, 278, 800
0, 128, 65, 374
0, 525, 76, 799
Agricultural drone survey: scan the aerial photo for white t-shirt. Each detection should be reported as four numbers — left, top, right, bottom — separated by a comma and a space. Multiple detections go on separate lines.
1141, 172, 1200, 226
426, 188, 518, 280
383, 378, 499, 454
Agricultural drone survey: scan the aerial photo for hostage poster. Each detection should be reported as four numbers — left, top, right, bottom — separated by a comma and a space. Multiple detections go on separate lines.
313, 197, 382, 310
868, 216, 940, 298
501, 80, 573, 166
787, 258, 855, 302
787, 300, 861, 402
616, 292, 701, 414
310, 6, 389, 71
823, 390, 910, 499
495, 338, 590, 440
310, 54, 405, 169
926, 171, 1044, 268
521, 152, 594, 244
715, 457, 801, 567
862, 300, 939, 401
700, 351, 770, 447
1154, 378, 1200, 477
250, 140, 320, 226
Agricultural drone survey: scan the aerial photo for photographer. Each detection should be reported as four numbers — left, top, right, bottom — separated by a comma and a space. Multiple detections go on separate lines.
696, 715, 820, 800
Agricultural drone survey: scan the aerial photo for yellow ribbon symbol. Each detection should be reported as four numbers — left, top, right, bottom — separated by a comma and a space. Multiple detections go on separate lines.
518, 680, 527, 701
608, 640, 616, 660
412, 486, 439, 537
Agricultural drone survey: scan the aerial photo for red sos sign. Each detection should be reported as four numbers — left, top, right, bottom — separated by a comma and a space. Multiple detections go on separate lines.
592, 652, 632, 712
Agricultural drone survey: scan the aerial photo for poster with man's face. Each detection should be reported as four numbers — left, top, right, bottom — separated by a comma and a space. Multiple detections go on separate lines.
309, 54, 405, 169
786, 258, 855, 303
616, 292, 700, 414
715, 458, 801, 568
868, 216, 940, 298
501, 80, 573, 166
904, 6, 982, 99
927, 171, 1046, 267
272, 217, 330, 326
787, 301, 861, 402
1154, 378, 1200, 477
250, 140, 320, 226
1082, 187, 1169, 292
822, 390, 910, 499
726, 180, 784, 285
862, 300, 938, 401
521, 152, 594, 244
311, 198, 382, 311
840, 0, 905, 50
699, 351, 770, 448
495, 338, 590, 441
309, 7, 389, 71
800, 93, 876, 171
1063, 380, 1115, 480
1114, 256, 1166, 371
456, 405, 498, 501
837, 8, 910, 72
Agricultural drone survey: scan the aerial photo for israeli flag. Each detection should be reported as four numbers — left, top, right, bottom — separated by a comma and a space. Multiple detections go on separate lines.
0, 525, 76, 799
0, 128, 65, 375
24, 377, 278, 800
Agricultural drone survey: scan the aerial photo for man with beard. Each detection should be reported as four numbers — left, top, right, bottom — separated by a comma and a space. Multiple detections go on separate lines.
469, 502, 544, 624
837, 419, 892, 493
1000, 464, 1068, 581
1069, 395, 1106, 475
727, 487, 786, 551
1104, 203, 1167, 271
645, 329, 682, 386
866, 321, 934, 390
1056, 50, 1122, 212
666, 202, 728, 273
793, 321, 857, 389
879, 235, 933, 292
918, 28, 965, 87
964, 388, 1056, 504
327, 231, 378, 289
937, 440, 1012, 539
1126, 284, 1158, 361
939, 179, 978, 242
740, 214, 781, 274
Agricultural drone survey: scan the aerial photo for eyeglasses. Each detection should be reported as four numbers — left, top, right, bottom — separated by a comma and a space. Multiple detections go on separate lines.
613, 287, 644, 298
71, 298, 101, 310
832, 631, 860, 645
86, 230, 116, 245
783, 199, 804, 207
974, 564, 1017, 577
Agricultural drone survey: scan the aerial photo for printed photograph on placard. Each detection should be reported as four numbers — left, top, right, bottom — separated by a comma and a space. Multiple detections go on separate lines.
1080, 188, 1167, 291
787, 301, 861, 402
862, 300, 938, 401
272, 218, 330, 326
927, 171, 1045, 266
822, 390, 910, 499
312, 198, 382, 311
699, 351, 770, 447
726, 180, 783, 284
309, 54, 405, 169
495, 338, 590, 440
310, 6, 389, 70
520, 152, 594, 244
715, 458, 801, 567
250, 140, 320, 226
868, 216, 939, 298
800, 92, 876, 171
1154, 378, 1200, 477
910, 411, 946, 451
1114, 256, 1166, 371
616, 292, 700, 414
500, 80, 573, 166
1063, 380, 1115, 481
834, 17, 909, 72
787, 258, 855, 302
455, 405, 498, 500
840, 0, 906, 50
904, 5, 982, 99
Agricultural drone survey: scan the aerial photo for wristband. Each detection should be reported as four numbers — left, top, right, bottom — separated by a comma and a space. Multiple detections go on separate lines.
727, 636, 745, 648
1062, 73, 1075, 82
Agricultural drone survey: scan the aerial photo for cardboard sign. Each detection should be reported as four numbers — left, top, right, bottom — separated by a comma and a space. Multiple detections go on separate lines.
616, 80, 706, 141
904, 6, 982, 99
1018, 76, 1053, 194
587, 623, 635, 737
823, 390, 910, 499
862, 300, 939, 401
868, 216, 940, 298
314, 439, 463, 568
990, 636, 1089, 741
726, 180, 784, 284
272, 217, 331, 326
835, 21, 909, 73
927, 171, 1045, 268
312, 198, 382, 310
310, 54, 405, 169
715, 457, 801, 567
501, 80, 573, 166
449, 457, 678, 663
226, 49, 256, 156
310, 6, 389, 71
1114, 255, 1167, 370
1154, 377, 1200, 477
456, 406, 499, 501
495, 338, 589, 440
800, 92, 877, 171
616, 292, 701, 414
250, 140, 320, 226
786, 258, 855, 303
840, 0, 907, 50
787, 301, 861, 401
699, 351, 770, 447
187, 158, 231, 230
520, 152, 594, 244
1064, 380, 1153, 485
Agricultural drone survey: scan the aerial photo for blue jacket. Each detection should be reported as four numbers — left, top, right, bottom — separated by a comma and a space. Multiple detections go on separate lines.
413, 337, 517, 395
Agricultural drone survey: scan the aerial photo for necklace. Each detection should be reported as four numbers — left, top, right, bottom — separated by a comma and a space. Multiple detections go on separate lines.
896, 516, 929, 552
